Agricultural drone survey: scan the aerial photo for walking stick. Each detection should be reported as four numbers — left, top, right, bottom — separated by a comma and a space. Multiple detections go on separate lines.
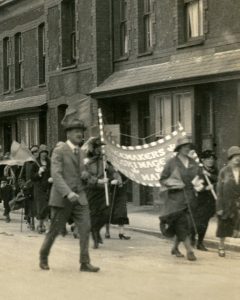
108, 184, 117, 225
20, 207, 24, 232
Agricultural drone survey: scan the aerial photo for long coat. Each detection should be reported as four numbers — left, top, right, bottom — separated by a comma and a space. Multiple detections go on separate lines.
159, 155, 199, 218
49, 142, 87, 208
82, 156, 112, 228
31, 157, 51, 219
217, 165, 240, 220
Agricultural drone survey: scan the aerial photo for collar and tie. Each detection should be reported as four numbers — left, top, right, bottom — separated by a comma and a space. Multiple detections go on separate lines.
74, 147, 79, 155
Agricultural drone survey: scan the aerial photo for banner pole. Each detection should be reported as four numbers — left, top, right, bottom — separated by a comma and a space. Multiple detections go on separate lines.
98, 108, 110, 206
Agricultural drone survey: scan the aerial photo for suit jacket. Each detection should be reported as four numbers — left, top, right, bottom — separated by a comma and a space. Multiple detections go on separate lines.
49, 142, 87, 208
217, 165, 240, 219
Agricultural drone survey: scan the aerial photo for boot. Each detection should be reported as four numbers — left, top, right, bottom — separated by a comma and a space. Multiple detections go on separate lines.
92, 231, 99, 249
5, 214, 11, 223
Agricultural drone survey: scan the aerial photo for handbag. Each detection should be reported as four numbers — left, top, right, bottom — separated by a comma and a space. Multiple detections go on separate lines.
9, 191, 26, 211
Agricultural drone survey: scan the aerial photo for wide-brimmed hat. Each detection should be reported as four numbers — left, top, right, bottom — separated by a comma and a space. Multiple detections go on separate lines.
39, 144, 49, 154
200, 150, 216, 160
227, 146, 240, 160
30, 145, 39, 153
64, 119, 86, 131
174, 136, 193, 152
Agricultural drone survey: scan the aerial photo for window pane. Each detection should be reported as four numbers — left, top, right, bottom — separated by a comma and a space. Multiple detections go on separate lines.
174, 93, 192, 135
186, 0, 203, 38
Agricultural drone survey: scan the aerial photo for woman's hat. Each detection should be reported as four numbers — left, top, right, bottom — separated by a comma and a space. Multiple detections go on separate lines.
39, 144, 49, 154
30, 145, 39, 153
81, 137, 105, 153
174, 136, 193, 152
200, 150, 216, 160
64, 119, 86, 131
227, 146, 240, 160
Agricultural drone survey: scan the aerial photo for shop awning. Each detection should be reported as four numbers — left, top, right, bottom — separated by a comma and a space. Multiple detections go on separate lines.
90, 49, 240, 97
0, 94, 47, 115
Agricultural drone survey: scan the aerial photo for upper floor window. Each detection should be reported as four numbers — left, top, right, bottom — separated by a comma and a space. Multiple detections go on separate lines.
61, 0, 76, 68
185, 0, 203, 40
38, 23, 46, 85
120, 0, 128, 56
14, 32, 23, 90
152, 91, 192, 138
138, 0, 155, 54
3, 37, 11, 92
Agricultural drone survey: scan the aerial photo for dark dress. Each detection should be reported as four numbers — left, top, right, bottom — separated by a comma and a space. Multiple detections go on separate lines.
109, 174, 129, 226
216, 165, 240, 238
30, 158, 51, 220
191, 165, 217, 243
159, 155, 199, 241
83, 156, 112, 233
19, 161, 37, 220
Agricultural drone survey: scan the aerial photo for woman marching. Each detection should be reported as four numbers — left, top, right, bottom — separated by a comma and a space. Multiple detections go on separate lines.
190, 150, 218, 251
81, 137, 114, 249
216, 146, 240, 257
105, 168, 130, 240
159, 136, 201, 261
30, 144, 51, 234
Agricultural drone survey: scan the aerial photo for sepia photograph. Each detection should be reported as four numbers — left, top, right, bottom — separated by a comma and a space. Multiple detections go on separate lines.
0, 0, 240, 299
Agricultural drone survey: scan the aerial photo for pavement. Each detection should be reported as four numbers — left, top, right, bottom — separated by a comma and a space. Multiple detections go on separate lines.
1, 202, 240, 253
126, 203, 240, 252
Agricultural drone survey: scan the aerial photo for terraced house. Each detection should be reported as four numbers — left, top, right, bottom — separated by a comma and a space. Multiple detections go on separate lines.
1, 0, 240, 205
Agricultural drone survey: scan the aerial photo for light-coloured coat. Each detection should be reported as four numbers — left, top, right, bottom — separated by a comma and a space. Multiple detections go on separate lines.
49, 142, 87, 207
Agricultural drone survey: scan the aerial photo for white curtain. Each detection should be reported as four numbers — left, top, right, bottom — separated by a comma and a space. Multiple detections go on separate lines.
187, 0, 203, 38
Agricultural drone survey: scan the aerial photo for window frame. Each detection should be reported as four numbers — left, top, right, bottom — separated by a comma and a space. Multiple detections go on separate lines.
14, 32, 23, 91
38, 23, 46, 86
184, 0, 204, 41
61, 0, 77, 68
119, 0, 128, 57
150, 89, 194, 139
3, 37, 11, 93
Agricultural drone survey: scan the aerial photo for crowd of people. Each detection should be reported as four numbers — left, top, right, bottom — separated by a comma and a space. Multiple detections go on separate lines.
159, 136, 240, 261
0, 118, 130, 272
1, 119, 240, 271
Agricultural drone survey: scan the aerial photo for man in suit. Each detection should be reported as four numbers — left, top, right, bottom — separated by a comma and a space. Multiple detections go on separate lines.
39, 119, 100, 272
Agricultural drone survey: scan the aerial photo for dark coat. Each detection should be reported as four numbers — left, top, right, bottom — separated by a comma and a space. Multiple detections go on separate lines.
159, 155, 199, 218
217, 165, 240, 219
192, 166, 217, 223
31, 157, 51, 219
82, 157, 115, 228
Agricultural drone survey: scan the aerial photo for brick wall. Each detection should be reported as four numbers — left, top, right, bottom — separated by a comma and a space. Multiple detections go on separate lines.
23, 29, 38, 88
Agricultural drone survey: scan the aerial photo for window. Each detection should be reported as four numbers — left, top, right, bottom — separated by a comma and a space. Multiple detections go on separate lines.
3, 37, 11, 92
185, 0, 203, 40
38, 23, 46, 85
153, 91, 192, 138
138, 0, 154, 53
19, 117, 39, 147
61, 0, 76, 67
14, 32, 23, 90
120, 0, 128, 56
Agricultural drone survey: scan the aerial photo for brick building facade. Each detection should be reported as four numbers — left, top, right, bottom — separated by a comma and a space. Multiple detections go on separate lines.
1, 0, 240, 205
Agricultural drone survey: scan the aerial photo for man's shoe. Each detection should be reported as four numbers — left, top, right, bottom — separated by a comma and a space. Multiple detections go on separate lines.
171, 248, 184, 257
39, 261, 50, 270
197, 243, 208, 251
80, 263, 100, 272
187, 251, 197, 261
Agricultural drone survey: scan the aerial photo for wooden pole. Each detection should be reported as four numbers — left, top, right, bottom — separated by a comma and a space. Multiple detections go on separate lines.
98, 108, 110, 206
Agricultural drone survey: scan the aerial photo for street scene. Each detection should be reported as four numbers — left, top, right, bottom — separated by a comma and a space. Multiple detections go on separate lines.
1, 0, 240, 299
0, 209, 240, 300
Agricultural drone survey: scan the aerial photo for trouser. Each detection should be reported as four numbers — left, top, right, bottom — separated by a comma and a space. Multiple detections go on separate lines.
40, 203, 91, 264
